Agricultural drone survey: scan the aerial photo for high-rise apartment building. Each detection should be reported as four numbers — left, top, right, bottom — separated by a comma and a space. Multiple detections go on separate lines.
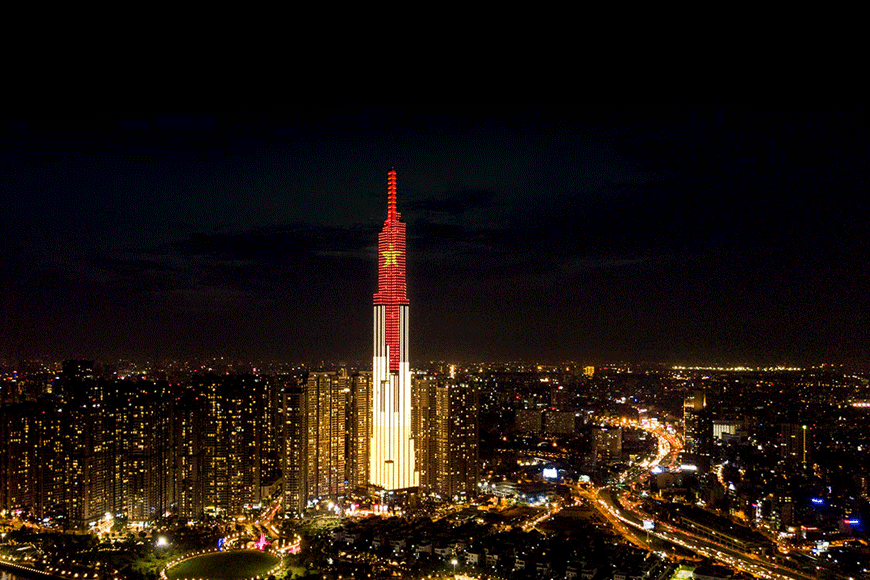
173, 387, 207, 517
0, 402, 42, 514
371, 169, 418, 491
416, 377, 479, 500
594, 426, 623, 462
348, 371, 372, 489
305, 371, 348, 500
196, 374, 276, 515
281, 379, 307, 513
683, 389, 711, 457
780, 423, 812, 466
412, 376, 436, 491
433, 380, 479, 500
280, 370, 372, 513
106, 381, 168, 522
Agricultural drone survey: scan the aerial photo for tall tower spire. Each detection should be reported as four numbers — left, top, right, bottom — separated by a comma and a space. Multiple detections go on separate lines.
371, 168, 418, 492
387, 168, 397, 223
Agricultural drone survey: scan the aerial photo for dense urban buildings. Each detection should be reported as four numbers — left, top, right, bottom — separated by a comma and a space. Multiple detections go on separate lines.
370, 169, 418, 492
0, 361, 477, 525
415, 377, 480, 500
3, 360, 870, 580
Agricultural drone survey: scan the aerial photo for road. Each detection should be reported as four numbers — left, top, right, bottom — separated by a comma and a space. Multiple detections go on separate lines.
226, 499, 284, 549
577, 416, 839, 580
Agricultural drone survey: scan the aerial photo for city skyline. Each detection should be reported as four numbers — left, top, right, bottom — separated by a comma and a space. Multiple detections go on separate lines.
2, 108, 868, 366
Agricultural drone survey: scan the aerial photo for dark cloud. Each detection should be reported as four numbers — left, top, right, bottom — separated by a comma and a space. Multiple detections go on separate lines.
407, 189, 496, 215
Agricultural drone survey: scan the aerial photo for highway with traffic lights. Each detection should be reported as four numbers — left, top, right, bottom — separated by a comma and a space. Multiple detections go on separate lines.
576, 416, 841, 580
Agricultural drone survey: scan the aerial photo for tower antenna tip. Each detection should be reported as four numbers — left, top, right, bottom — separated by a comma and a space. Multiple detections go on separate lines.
387, 169, 397, 221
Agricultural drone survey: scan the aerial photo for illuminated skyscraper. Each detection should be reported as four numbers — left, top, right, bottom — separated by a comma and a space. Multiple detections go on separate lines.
371, 169, 418, 490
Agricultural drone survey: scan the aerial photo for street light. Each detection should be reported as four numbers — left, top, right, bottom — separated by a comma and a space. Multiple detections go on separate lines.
450, 558, 457, 576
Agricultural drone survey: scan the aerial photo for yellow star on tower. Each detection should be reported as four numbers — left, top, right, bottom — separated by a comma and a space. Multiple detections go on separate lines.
382, 243, 400, 267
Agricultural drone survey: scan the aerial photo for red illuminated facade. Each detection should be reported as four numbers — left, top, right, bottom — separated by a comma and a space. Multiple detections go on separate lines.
373, 169, 408, 372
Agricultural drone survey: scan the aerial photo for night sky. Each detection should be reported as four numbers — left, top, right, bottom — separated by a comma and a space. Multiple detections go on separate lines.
2, 108, 868, 366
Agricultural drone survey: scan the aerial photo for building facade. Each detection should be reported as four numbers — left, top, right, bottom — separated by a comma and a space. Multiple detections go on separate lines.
280, 369, 372, 512
305, 371, 348, 500
780, 423, 812, 466
419, 379, 479, 500
281, 379, 307, 513
348, 371, 372, 489
594, 426, 623, 462
683, 389, 711, 457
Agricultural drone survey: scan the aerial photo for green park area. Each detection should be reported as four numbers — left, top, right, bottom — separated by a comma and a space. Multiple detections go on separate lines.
165, 550, 280, 580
